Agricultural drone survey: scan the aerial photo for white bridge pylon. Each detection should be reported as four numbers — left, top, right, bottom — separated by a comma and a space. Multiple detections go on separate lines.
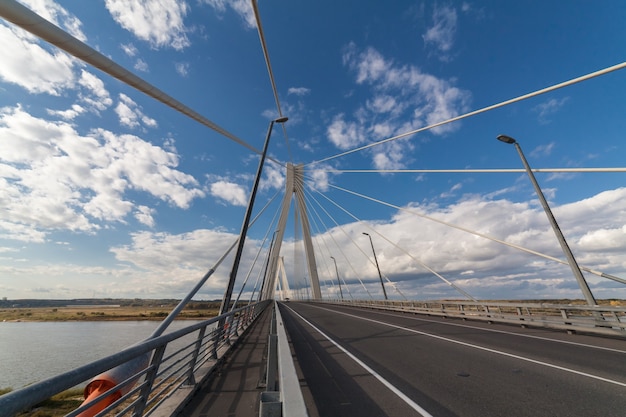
261, 163, 322, 300
275, 257, 292, 300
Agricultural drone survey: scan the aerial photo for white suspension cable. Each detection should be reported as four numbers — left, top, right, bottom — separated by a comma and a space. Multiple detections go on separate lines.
300, 189, 355, 300
305, 61, 626, 166
232, 189, 283, 308
0, 0, 282, 164
304, 186, 411, 300
323, 168, 626, 174
311, 186, 477, 301
252, 0, 294, 162
302, 186, 374, 299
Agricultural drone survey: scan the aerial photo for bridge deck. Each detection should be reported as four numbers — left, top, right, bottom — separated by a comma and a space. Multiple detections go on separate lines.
179, 306, 272, 417
280, 302, 626, 417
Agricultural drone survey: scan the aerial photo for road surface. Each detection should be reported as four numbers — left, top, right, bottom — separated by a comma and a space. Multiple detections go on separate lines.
278, 302, 626, 417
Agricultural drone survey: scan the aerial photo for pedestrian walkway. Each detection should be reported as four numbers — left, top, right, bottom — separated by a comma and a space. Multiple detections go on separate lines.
180, 307, 271, 417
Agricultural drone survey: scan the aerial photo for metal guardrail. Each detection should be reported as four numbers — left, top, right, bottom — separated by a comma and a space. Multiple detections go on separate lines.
260, 302, 308, 417
0, 300, 271, 417
320, 299, 626, 337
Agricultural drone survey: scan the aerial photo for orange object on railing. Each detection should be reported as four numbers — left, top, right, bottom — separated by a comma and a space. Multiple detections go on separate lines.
76, 376, 121, 417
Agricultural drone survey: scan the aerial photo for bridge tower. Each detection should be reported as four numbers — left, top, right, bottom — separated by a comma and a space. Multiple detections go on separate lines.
261, 163, 322, 300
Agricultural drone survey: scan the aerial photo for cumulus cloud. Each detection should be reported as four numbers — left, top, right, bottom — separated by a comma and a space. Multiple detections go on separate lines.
0, 106, 205, 242
115, 93, 157, 129
105, 0, 190, 50
260, 161, 286, 192
0, 22, 76, 95
423, 5, 458, 61
121, 43, 138, 57
202, 0, 256, 29
175, 62, 190, 77
210, 180, 248, 206
288, 87, 311, 96
308, 187, 626, 300
329, 43, 471, 167
21, 0, 87, 41
78, 70, 113, 112
46, 104, 86, 121
134, 58, 149, 72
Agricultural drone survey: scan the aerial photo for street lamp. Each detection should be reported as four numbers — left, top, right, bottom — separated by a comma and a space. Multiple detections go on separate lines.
219, 117, 288, 315
362, 232, 388, 300
330, 256, 344, 300
496, 134, 597, 306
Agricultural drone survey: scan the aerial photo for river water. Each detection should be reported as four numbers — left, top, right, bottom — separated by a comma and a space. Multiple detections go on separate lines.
0, 320, 202, 390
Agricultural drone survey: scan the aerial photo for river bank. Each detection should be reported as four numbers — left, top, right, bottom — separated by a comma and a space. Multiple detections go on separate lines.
0, 305, 219, 322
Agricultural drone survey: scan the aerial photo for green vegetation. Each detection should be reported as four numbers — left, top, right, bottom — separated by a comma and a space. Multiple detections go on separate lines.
15, 388, 84, 417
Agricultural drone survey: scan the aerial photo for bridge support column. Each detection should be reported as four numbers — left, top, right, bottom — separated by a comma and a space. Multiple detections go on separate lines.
261, 163, 321, 300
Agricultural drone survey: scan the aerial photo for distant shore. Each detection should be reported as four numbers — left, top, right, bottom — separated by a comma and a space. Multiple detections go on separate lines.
0, 305, 219, 322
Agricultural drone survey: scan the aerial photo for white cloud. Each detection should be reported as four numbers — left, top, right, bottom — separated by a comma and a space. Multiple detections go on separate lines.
115, 93, 157, 129
0, 23, 76, 95
0, 106, 204, 242
331, 44, 471, 168
288, 87, 311, 96
530, 142, 555, 158
105, 0, 190, 50
175, 62, 190, 77
310, 188, 626, 300
327, 114, 366, 150
423, 5, 458, 61
210, 180, 248, 206
78, 70, 113, 112
533, 97, 569, 124
121, 43, 138, 57
134, 58, 149, 72
260, 161, 285, 192
203, 0, 256, 29
20, 0, 87, 41
135, 205, 156, 227
46, 104, 86, 120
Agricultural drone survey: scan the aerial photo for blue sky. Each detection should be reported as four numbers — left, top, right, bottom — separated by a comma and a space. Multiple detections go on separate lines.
1, 0, 625, 301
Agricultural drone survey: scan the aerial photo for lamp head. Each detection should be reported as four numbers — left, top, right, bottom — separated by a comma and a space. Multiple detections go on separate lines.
362, 232, 369, 236
497, 134, 517, 144
274, 116, 289, 123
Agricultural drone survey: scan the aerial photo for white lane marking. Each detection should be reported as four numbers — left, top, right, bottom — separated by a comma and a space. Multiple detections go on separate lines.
351, 307, 626, 354
306, 304, 626, 388
283, 304, 434, 417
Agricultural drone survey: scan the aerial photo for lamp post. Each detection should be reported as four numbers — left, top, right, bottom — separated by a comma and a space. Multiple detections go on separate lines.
219, 116, 288, 315
363, 232, 388, 300
496, 134, 597, 306
330, 256, 344, 300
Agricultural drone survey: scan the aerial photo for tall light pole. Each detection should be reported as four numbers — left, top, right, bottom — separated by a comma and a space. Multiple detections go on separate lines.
496, 134, 597, 306
363, 232, 388, 300
330, 256, 344, 300
219, 116, 288, 315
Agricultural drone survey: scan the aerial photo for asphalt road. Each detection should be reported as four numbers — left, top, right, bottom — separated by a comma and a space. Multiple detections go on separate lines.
278, 302, 626, 417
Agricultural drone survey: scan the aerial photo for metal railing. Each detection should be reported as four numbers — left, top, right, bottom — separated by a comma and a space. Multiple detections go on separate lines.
319, 299, 626, 337
0, 301, 271, 417
260, 302, 308, 417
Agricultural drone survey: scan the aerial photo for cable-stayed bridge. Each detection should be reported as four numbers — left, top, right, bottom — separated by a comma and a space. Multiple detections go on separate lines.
1, 1, 626, 416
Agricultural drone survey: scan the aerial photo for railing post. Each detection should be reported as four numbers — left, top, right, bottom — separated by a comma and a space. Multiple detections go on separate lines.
133, 345, 166, 417
185, 326, 206, 385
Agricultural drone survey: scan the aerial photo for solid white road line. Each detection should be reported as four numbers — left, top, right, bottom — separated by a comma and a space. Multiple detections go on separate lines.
283, 304, 434, 417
